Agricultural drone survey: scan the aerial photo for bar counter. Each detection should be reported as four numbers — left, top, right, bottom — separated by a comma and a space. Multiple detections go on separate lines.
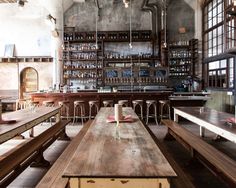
30, 91, 173, 117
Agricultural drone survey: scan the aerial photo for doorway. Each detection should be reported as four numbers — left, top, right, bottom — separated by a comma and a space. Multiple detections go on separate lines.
20, 67, 38, 99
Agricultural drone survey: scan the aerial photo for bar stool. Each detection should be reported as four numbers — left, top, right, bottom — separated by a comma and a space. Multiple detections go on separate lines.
159, 100, 171, 121
89, 100, 99, 120
73, 100, 86, 125
58, 101, 70, 120
103, 100, 113, 107
132, 100, 143, 120
42, 100, 55, 107
146, 100, 158, 125
118, 100, 129, 107
15, 99, 27, 110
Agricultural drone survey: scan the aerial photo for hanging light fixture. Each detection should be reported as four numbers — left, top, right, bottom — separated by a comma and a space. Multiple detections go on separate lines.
129, 0, 132, 49
163, 0, 167, 48
234, 0, 236, 6
95, 7, 99, 49
123, 0, 129, 8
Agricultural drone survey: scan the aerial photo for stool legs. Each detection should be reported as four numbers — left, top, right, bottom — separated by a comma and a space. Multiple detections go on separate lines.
146, 103, 158, 125
89, 104, 99, 120
133, 103, 143, 120
73, 104, 85, 125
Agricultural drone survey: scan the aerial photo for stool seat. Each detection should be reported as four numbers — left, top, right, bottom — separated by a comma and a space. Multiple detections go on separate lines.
42, 100, 54, 107
132, 100, 143, 120
118, 100, 129, 107
89, 100, 99, 119
103, 100, 113, 107
73, 100, 86, 125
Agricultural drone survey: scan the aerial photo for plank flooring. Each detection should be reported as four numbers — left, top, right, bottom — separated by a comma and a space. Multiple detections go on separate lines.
0, 120, 235, 188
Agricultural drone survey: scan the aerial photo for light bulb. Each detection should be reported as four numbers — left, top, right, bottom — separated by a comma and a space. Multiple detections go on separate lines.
125, 3, 129, 8
129, 43, 132, 49
234, 0, 236, 6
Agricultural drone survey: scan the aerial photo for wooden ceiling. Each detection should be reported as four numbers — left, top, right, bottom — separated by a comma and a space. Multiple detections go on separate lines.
0, 0, 16, 3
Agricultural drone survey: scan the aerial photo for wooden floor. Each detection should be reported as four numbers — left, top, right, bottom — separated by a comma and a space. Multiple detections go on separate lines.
1, 120, 235, 188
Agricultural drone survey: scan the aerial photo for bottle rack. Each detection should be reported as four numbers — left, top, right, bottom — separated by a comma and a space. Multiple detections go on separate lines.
168, 39, 198, 77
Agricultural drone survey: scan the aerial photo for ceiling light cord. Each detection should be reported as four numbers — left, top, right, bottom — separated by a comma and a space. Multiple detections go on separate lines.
129, 0, 132, 49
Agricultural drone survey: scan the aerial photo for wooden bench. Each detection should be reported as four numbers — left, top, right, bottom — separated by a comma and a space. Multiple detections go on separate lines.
144, 122, 196, 188
161, 119, 236, 187
0, 119, 70, 187
36, 120, 93, 188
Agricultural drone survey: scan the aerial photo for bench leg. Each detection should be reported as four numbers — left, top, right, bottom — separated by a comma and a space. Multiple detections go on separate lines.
58, 128, 71, 141
164, 130, 175, 141
200, 126, 205, 137
31, 150, 50, 168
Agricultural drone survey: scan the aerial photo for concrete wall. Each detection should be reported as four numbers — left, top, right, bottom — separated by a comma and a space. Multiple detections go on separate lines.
64, 0, 152, 31
0, 62, 53, 94
167, 0, 195, 42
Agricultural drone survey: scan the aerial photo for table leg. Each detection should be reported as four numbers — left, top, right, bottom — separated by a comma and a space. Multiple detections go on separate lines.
174, 112, 179, 122
200, 126, 205, 137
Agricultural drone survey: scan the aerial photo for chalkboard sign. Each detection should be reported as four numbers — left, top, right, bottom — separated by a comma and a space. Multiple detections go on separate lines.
139, 70, 149, 77
156, 70, 167, 77
122, 69, 133, 77
106, 70, 118, 78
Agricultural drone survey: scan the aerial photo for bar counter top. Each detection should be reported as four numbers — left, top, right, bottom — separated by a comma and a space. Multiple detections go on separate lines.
30, 91, 173, 117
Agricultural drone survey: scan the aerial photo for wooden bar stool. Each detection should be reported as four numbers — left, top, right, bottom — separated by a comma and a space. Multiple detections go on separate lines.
15, 99, 27, 111
118, 100, 129, 107
146, 100, 158, 125
73, 100, 86, 125
159, 100, 171, 121
103, 100, 113, 107
58, 101, 70, 120
132, 100, 143, 120
42, 100, 55, 107
89, 100, 99, 120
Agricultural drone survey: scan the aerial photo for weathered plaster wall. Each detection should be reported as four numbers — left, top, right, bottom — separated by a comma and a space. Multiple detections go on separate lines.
167, 0, 195, 42
64, 0, 152, 31
0, 2, 52, 57
0, 63, 53, 93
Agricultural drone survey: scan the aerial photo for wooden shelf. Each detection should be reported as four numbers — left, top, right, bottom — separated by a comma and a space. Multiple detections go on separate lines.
0, 56, 53, 63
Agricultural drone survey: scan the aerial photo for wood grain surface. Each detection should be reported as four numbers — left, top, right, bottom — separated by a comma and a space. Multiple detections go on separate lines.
174, 107, 236, 135
63, 107, 176, 178
0, 106, 60, 144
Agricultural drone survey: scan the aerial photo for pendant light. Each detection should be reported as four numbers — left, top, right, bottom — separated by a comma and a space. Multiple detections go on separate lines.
129, 0, 132, 49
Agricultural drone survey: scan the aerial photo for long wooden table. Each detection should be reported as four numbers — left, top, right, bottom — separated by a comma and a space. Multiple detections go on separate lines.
62, 107, 177, 188
174, 107, 236, 143
0, 106, 61, 144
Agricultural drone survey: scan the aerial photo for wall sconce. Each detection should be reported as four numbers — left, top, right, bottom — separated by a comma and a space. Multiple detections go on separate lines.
123, 0, 129, 8
179, 27, 186, 34
46, 14, 56, 25
51, 29, 59, 38
17, 0, 25, 7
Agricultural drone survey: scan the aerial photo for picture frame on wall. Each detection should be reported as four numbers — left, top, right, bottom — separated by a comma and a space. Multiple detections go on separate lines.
4, 44, 15, 57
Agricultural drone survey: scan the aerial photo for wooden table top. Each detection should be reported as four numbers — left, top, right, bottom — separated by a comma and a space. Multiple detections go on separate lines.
174, 107, 236, 135
169, 96, 211, 101
63, 107, 177, 178
0, 106, 60, 144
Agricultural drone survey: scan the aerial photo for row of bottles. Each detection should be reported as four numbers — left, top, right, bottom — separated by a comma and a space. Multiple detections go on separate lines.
63, 52, 97, 60
105, 77, 168, 84
104, 52, 152, 59
169, 50, 191, 58
63, 61, 103, 69
169, 66, 190, 73
169, 72, 189, 76
65, 43, 100, 51
169, 60, 191, 65
64, 31, 152, 41
169, 40, 189, 46
64, 70, 102, 79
